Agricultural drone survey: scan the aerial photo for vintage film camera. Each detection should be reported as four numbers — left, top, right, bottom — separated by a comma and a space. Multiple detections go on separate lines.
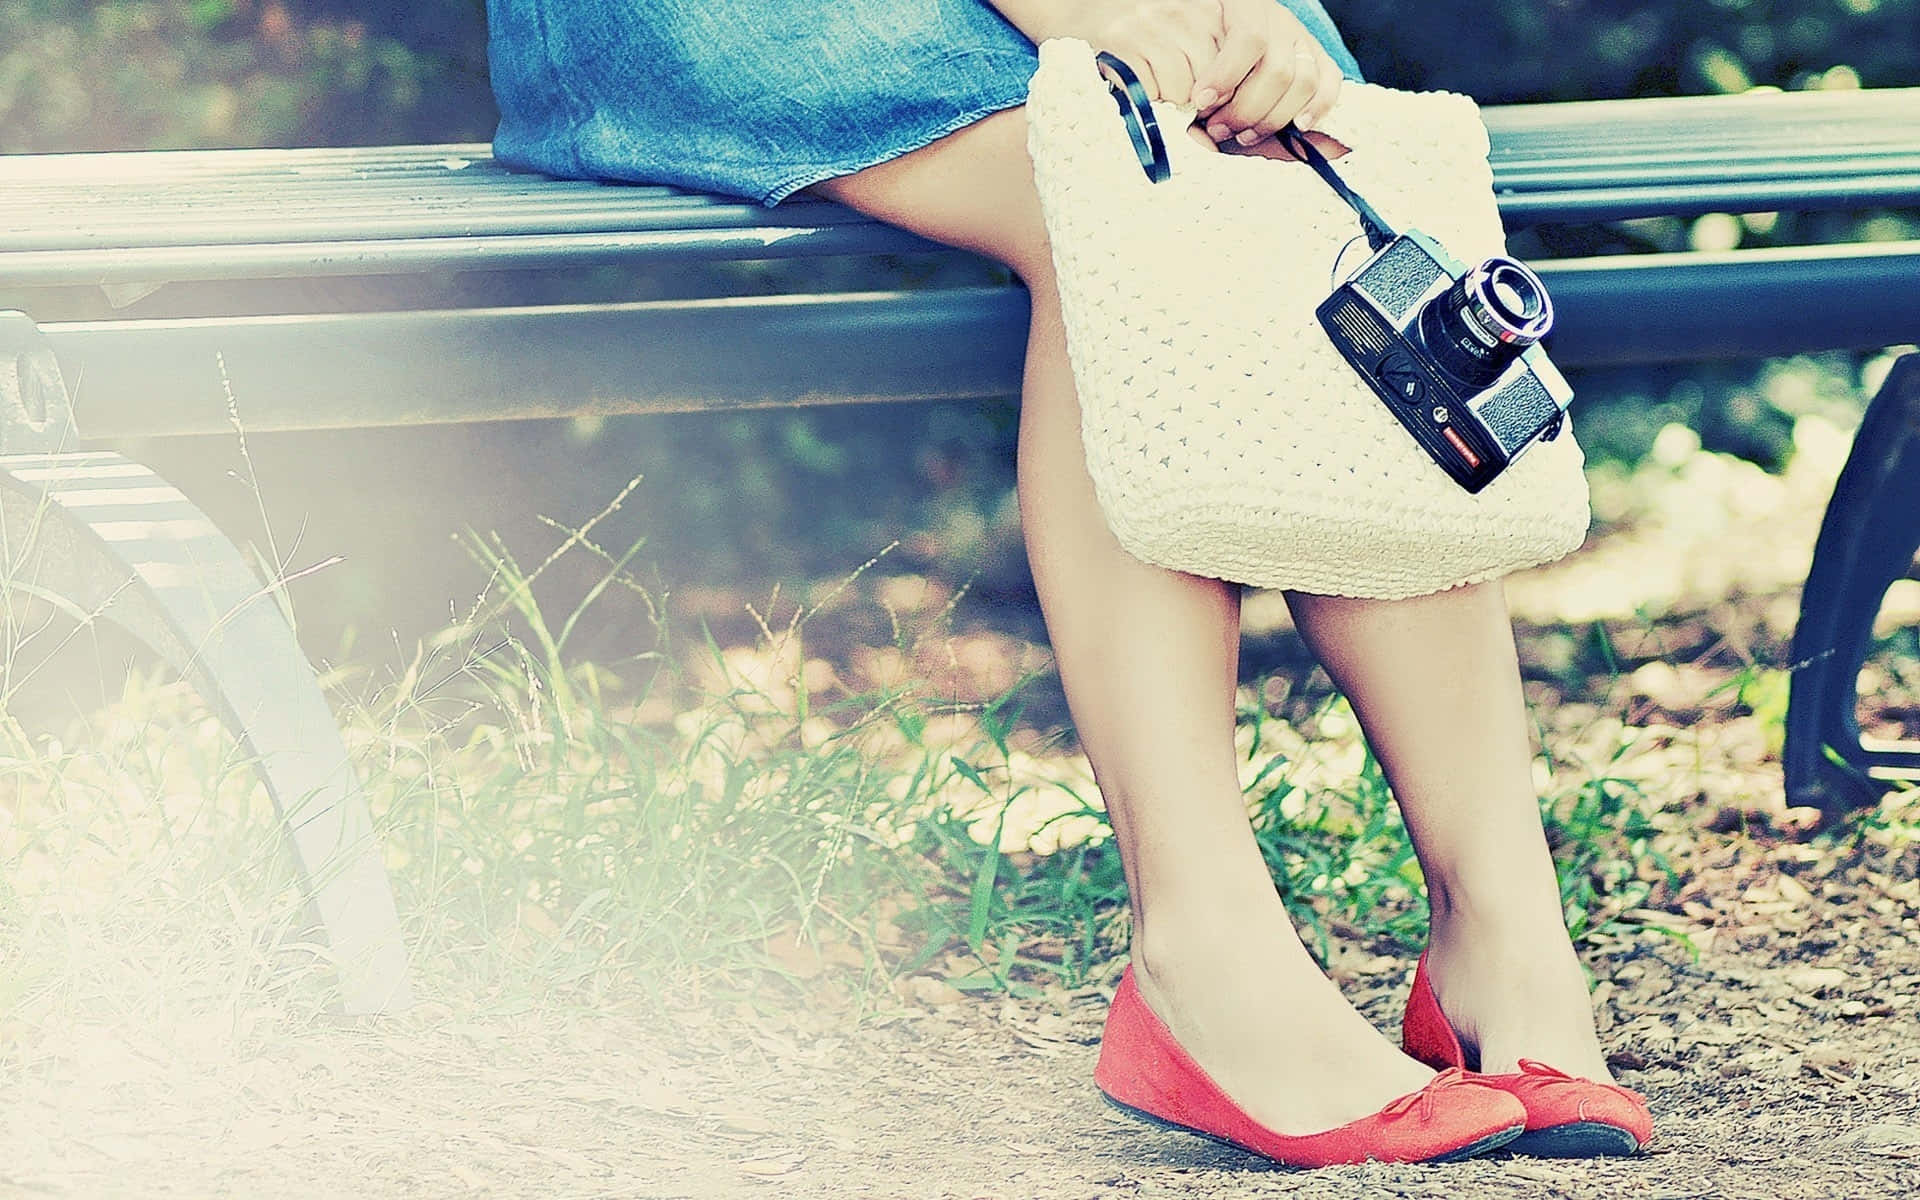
1095, 52, 1574, 494
1317, 230, 1573, 493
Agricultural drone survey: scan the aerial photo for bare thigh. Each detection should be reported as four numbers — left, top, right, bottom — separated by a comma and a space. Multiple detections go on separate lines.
804, 107, 1347, 278
803, 108, 1053, 284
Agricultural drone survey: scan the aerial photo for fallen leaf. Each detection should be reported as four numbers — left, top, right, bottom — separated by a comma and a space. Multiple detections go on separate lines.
449, 1164, 488, 1190
225, 1115, 292, 1153
1784, 966, 1848, 993
1013, 1031, 1066, 1056
1607, 1048, 1650, 1071
903, 977, 966, 1007
628, 1075, 699, 1116
80, 1134, 161, 1163
1775, 874, 1814, 904
1840, 1123, 1920, 1157
738, 1152, 806, 1179
1802, 1046, 1859, 1080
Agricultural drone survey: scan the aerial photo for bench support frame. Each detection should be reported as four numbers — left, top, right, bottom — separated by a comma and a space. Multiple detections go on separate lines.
1, 312, 410, 1013
1786, 351, 1920, 817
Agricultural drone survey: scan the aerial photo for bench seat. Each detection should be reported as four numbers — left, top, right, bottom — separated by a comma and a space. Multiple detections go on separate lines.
3, 87, 1918, 277
1, 89, 1917, 439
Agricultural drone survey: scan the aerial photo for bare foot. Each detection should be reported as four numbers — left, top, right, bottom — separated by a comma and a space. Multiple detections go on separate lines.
1127, 891, 1435, 1135
1425, 905, 1616, 1082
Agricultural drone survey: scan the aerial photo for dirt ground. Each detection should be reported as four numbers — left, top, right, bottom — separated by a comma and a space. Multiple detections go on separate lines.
7, 837, 1919, 1200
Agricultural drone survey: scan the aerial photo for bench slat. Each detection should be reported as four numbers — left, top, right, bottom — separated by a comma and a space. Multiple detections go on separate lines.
0, 226, 947, 288
40, 241, 1920, 438
1491, 173, 1920, 222
1, 89, 1915, 284
0, 170, 860, 255
44, 290, 1034, 436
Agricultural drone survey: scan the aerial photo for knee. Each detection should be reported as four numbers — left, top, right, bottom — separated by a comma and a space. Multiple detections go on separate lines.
960, 110, 1056, 285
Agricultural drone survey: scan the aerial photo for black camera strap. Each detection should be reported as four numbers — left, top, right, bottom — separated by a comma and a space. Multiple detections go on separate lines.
1276, 125, 1398, 252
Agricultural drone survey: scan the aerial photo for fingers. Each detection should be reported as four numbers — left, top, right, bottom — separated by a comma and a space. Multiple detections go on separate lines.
1197, 3, 1343, 146
1090, 0, 1343, 139
1207, 44, 1311, 145
1296, 61, 1344, 132
1213, 45, 1341, 144
1098, 1, 1226, 106
1193, 25, 1262, 113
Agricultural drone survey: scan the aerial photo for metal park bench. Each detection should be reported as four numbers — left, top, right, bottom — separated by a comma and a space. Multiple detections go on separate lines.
3, 87, 1918, 1014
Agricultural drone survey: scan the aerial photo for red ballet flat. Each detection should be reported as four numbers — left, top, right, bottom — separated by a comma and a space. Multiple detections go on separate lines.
1402, 952, 1655, 1158
1094, 966, 1526, 1168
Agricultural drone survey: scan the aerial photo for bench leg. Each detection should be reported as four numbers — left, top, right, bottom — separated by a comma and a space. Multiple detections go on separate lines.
1, 450, 412, 1013
1784, 352, 1920, 818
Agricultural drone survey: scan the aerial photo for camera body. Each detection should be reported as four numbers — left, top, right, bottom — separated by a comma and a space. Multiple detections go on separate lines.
1318, 230, 1574, 494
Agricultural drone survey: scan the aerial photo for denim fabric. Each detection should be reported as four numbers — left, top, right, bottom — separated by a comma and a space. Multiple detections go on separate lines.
487, 1, 1365, 206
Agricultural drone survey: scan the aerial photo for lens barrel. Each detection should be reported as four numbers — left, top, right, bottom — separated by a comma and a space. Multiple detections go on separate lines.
1416, 257, 1555, 388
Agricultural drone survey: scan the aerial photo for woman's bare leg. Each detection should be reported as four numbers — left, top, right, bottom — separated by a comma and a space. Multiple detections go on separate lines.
807, 108, 1432, 1131
1287, 583, 1614, 1080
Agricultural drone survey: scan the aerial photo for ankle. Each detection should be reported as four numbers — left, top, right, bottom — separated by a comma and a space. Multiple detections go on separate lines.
1132, 889, 1298, 984
1426, 909, 1585, 998
1424, 865, 1570, 948
1414, 911, 1611, 1081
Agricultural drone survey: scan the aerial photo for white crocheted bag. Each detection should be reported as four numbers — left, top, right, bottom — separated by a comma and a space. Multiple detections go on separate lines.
1026, 39, 1591, 600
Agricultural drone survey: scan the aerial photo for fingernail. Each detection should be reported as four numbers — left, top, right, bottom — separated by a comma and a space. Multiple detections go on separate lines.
1236, 129, 1261, 146
1192, 87, 1219, 110
1207, 123, 1232, 142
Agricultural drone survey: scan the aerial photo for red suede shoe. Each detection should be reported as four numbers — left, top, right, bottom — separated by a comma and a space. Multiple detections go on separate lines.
1402, 953, 1654, 1158
1094, 967, 1526, 1168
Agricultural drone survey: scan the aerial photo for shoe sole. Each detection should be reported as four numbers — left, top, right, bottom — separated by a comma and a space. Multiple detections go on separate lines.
1507, 1122, 1645, 1158
1100, 1092, 1526, 1167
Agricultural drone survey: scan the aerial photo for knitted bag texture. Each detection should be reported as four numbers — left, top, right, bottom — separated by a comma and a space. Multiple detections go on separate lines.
1026, 39, 1591, 599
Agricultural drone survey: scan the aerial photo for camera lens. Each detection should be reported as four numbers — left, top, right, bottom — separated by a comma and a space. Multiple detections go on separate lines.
1416, 257, 1555, 388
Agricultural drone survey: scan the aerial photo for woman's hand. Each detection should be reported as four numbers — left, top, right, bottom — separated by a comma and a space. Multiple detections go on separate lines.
1192, 0, 1344, 146
1059, 0, 1228, 116
988, 1, 1343, 149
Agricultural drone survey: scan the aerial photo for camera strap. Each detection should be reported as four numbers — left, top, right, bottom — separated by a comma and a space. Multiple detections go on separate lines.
1277, 125, 1398, 252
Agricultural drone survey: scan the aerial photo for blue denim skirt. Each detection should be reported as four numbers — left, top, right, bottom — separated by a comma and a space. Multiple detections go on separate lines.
487, 1, 1364, 206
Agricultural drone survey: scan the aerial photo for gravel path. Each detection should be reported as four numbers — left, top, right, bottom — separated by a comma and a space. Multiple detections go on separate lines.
9, 839, 1918, 1199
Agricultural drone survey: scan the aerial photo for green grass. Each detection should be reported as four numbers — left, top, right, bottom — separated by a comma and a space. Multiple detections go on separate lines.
4, 498, 1893, 1029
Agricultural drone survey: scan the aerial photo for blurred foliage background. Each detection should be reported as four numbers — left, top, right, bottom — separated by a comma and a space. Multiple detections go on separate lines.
5, 0, 1916, 152
0, 0, 493, 152
1336, 0, 1920, 100
1, 0, 1916, 650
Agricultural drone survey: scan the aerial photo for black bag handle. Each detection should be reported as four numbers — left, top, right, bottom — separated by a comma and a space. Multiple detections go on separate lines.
1094, 52, 1171, 183
1096, 51, 1397, 251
